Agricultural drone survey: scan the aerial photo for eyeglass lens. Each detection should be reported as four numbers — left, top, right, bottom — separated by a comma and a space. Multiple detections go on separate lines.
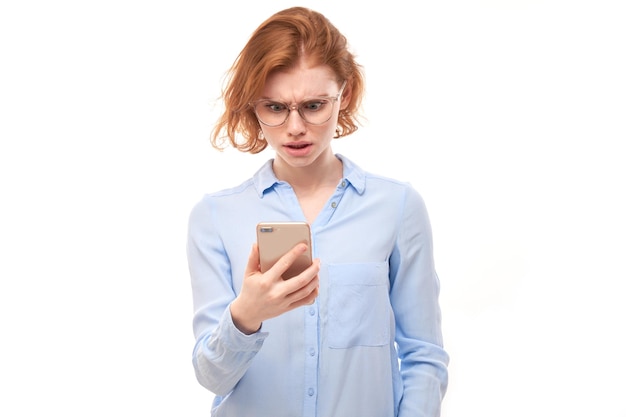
253, 98, 335, 126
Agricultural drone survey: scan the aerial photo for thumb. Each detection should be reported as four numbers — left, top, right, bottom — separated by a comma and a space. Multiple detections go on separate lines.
244, 243, 261, 276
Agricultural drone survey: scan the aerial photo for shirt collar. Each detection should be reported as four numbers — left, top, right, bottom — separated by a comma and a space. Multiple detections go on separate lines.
252, 153, 366, 198
336, 154, 366, 195
252, 159, 278, 198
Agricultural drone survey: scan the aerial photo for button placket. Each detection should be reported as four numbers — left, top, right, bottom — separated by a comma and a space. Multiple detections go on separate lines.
302, 302, 319, 416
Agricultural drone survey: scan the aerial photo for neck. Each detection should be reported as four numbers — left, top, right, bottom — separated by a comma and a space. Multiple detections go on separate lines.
273, 153, 342, 192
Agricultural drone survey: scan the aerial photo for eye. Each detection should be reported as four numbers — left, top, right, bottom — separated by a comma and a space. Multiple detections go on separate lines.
264, 101, 287, 113
302, 99, 329, 112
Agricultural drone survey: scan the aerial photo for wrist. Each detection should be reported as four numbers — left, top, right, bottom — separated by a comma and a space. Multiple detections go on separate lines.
230, 300, 262, 335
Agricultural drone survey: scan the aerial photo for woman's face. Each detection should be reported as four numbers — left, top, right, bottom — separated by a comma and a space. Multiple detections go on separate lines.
257, 63, 348, 170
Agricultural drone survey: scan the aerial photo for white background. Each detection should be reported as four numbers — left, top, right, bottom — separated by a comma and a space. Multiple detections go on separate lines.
1, 1, 625, 416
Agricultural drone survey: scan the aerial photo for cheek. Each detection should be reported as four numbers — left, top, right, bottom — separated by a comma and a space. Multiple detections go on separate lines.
321, 116, 340, 137
261, 129, 278, 148
321, 124, 338, 139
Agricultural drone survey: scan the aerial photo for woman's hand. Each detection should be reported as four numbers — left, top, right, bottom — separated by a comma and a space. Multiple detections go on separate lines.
230, 242, 320, 334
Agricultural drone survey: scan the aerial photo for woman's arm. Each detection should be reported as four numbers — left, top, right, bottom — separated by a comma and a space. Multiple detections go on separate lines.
390, 186, 449, 417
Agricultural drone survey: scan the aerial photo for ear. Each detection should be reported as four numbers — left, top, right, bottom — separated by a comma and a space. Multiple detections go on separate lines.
339, 84, 352, 111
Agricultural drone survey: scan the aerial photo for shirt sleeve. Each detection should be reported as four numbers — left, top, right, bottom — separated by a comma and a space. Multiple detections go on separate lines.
186, 197, 269, 396
389, 186, 450, 417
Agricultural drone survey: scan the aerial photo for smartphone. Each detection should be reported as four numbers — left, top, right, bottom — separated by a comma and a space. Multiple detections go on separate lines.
257, 221, 312, 279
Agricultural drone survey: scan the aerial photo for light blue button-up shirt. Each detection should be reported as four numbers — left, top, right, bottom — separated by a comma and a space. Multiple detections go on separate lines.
187, 154, 449, 417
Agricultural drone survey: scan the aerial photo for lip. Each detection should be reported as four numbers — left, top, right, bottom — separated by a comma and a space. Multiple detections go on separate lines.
283, 142, 313, 157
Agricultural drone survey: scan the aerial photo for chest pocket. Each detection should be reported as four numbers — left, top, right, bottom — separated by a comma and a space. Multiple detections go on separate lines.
327, 262, 391, 349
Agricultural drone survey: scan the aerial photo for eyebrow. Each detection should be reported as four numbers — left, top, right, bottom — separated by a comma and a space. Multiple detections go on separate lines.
257, 94, 334, 103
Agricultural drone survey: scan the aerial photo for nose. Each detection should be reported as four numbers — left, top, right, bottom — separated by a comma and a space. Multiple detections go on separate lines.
285, 106, 306, 136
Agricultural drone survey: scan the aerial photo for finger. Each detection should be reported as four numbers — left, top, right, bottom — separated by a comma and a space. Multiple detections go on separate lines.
289, 276, 319, 308
280, 258, 319, 297
244, 243, 260, 276
304, 286, 319, 305
285, 259, 320, 296
268, 242, 309, 278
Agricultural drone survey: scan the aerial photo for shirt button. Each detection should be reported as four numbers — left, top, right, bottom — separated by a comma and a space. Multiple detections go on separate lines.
309, 347, 316, 356
341, 180, 346, 187
308, 388, 315, 396
331, 201, 337, 208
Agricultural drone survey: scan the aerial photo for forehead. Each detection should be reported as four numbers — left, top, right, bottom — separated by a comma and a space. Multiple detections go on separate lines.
261, 64, 338, 101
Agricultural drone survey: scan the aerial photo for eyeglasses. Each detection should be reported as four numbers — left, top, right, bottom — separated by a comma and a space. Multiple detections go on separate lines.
250, 81, 347, 127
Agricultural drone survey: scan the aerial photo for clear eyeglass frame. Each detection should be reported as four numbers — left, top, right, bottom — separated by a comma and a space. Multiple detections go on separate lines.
250, 80, 347, 127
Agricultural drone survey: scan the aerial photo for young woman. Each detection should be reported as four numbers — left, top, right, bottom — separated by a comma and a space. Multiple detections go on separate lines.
187, 7, 449, 416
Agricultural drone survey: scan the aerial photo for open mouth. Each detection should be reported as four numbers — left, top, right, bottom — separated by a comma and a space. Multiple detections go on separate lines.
286, 143, 310, 149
